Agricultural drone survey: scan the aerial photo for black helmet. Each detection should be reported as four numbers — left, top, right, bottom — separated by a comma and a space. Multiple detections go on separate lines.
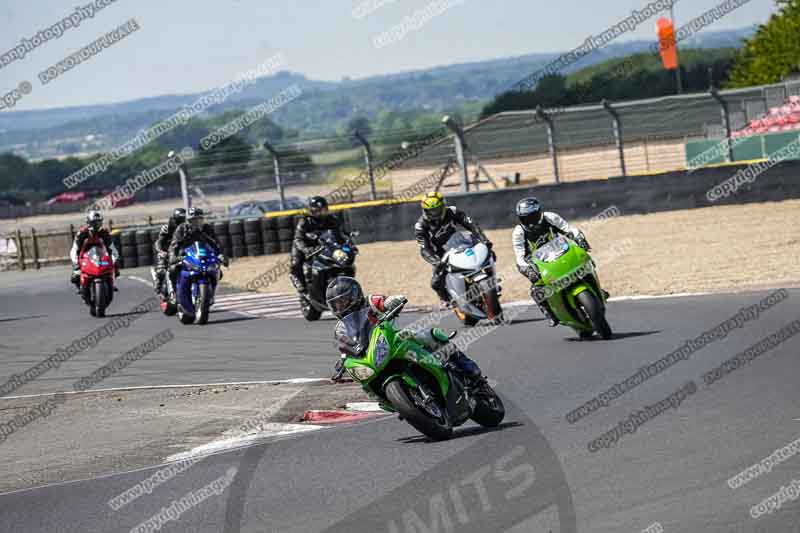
188, 207, 205, 227
308, 196, 329, 218
170, 208, 186, 228
516, 197, 543, 231
326, 276, 364, 320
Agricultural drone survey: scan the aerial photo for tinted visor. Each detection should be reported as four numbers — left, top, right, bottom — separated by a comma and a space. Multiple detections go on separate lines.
310, 205, 329, 217
519, 211, 542, 227
423, 205, 445, 223
328, 292, 356, 318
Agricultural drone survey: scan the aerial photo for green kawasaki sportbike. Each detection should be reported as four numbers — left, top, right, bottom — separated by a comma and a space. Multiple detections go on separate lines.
528, 233, 612, 340
341, 298, 505, 441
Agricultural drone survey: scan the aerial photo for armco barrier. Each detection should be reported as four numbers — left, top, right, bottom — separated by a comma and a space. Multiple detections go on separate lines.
339, 159, 800, 244
10, 159, 800, 271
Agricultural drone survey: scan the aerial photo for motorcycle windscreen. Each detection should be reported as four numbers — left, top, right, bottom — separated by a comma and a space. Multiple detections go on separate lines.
443, 232, 487, 271
339, 307, 375, 358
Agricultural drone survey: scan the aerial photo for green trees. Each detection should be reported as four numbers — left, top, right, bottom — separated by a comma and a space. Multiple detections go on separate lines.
727, 0, 800, 87
481, 49, 738, 118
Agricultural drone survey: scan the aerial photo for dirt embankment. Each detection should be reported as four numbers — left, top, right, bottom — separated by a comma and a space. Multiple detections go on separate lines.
223, 199, 800, 304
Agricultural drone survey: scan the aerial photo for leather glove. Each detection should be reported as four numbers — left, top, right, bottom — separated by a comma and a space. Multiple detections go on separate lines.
383, 295, 406, 314
219, 254, 229, 267
574, 233, 590, 251
521, 265, 541, 284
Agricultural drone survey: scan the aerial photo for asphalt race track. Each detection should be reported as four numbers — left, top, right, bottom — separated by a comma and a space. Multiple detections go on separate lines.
1, 267, 799, 532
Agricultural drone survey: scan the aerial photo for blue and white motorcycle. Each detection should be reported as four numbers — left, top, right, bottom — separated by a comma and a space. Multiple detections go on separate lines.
175, 242, 222, 325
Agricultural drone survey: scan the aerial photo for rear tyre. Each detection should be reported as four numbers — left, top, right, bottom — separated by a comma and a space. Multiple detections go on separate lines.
178, 306, 194, 325
93, 279, 107, 318
301, 296, 322, 321
385, 380, 452, 441
481, 286, 502, 321
471, 384, 505, 428
576, 291, 612, 340
454, 307, 479, 327
160, 297, 177, 316
194, 284, 211, 325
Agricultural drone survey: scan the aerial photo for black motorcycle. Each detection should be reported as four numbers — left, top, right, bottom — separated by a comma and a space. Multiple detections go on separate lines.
301, 230, 359, 321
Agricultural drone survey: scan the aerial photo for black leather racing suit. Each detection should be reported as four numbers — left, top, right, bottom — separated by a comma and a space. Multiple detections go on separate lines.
414, 206, 489, 303
290, 215, 345, 294
153, 220, 179, 291
168, 222, 221, 266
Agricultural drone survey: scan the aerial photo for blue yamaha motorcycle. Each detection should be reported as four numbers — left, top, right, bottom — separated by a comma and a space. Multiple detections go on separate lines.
175, 242, 221, 325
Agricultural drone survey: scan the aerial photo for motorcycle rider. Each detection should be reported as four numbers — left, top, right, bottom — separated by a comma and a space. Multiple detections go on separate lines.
70, 209, 120, 292
168, 207, 227, 269
153, 207, 186, 294
290, 196, 345, 299
512, 197, 591, 326
325, 276, 484, 384
414, 192, 493, 306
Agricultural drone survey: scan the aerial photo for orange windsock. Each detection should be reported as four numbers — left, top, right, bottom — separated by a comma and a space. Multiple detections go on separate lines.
657, 18, 678, 70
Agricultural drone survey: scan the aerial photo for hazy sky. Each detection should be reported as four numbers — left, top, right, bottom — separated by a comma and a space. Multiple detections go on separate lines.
0, 0, 775, 111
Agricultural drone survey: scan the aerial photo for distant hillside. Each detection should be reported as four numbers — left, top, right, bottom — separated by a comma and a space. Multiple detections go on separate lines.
0, 25, 756, 159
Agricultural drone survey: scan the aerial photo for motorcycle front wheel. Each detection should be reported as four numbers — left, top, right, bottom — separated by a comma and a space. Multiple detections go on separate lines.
93, 279, 107, 318
576, 291, 612, 340
385, 380, 452, 441
194, 284, 211, 325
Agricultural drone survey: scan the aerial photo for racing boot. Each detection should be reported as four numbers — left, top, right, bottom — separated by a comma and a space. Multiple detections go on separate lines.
71, 268, 81, 294
430, 328, 483, 385
531, 286, 559, 327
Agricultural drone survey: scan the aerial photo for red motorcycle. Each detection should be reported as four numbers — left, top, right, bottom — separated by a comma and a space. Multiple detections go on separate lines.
79, 241, 116, 317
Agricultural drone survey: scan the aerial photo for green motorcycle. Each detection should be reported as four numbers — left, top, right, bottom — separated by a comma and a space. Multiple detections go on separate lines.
342, 298, 505, 441
528, 234, 612, 340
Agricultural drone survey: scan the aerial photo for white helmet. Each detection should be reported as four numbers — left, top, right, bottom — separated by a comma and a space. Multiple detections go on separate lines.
86, 209, 103, 231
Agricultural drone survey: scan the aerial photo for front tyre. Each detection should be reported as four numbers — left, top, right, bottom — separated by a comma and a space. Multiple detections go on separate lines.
471, 384, 505, 428
93, 279, 107, 318
385, 380, 452, 441
194, 284, 211, 325
576, 291, 612, 340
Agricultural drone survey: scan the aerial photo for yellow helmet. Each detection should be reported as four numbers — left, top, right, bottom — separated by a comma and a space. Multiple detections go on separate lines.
421, 192, 446, 224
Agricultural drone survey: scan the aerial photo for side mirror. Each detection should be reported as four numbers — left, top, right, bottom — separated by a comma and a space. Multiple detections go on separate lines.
350, 230, 360, 238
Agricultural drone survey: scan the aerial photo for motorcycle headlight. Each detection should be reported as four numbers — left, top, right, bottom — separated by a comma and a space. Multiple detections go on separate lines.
332, 249, 349, 264
373, 334, 390, 368
349, 365, 375, 382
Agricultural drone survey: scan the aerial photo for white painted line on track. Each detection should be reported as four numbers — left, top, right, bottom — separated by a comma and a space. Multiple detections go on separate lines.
165, 423, 328, 462
0, 378, 329, 401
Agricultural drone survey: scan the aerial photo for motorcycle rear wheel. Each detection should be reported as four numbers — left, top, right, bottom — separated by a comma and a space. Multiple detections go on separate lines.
160, 297, 177, 316
301, 296, 322, 321
470, 383, 505, 428
576, 291, 612, 340
453, 306, 479, 327
385, 380, 452, 441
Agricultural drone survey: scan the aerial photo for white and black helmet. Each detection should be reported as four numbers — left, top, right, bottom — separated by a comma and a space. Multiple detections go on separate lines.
516, 197, 543, 231
86, 209, 103, 231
